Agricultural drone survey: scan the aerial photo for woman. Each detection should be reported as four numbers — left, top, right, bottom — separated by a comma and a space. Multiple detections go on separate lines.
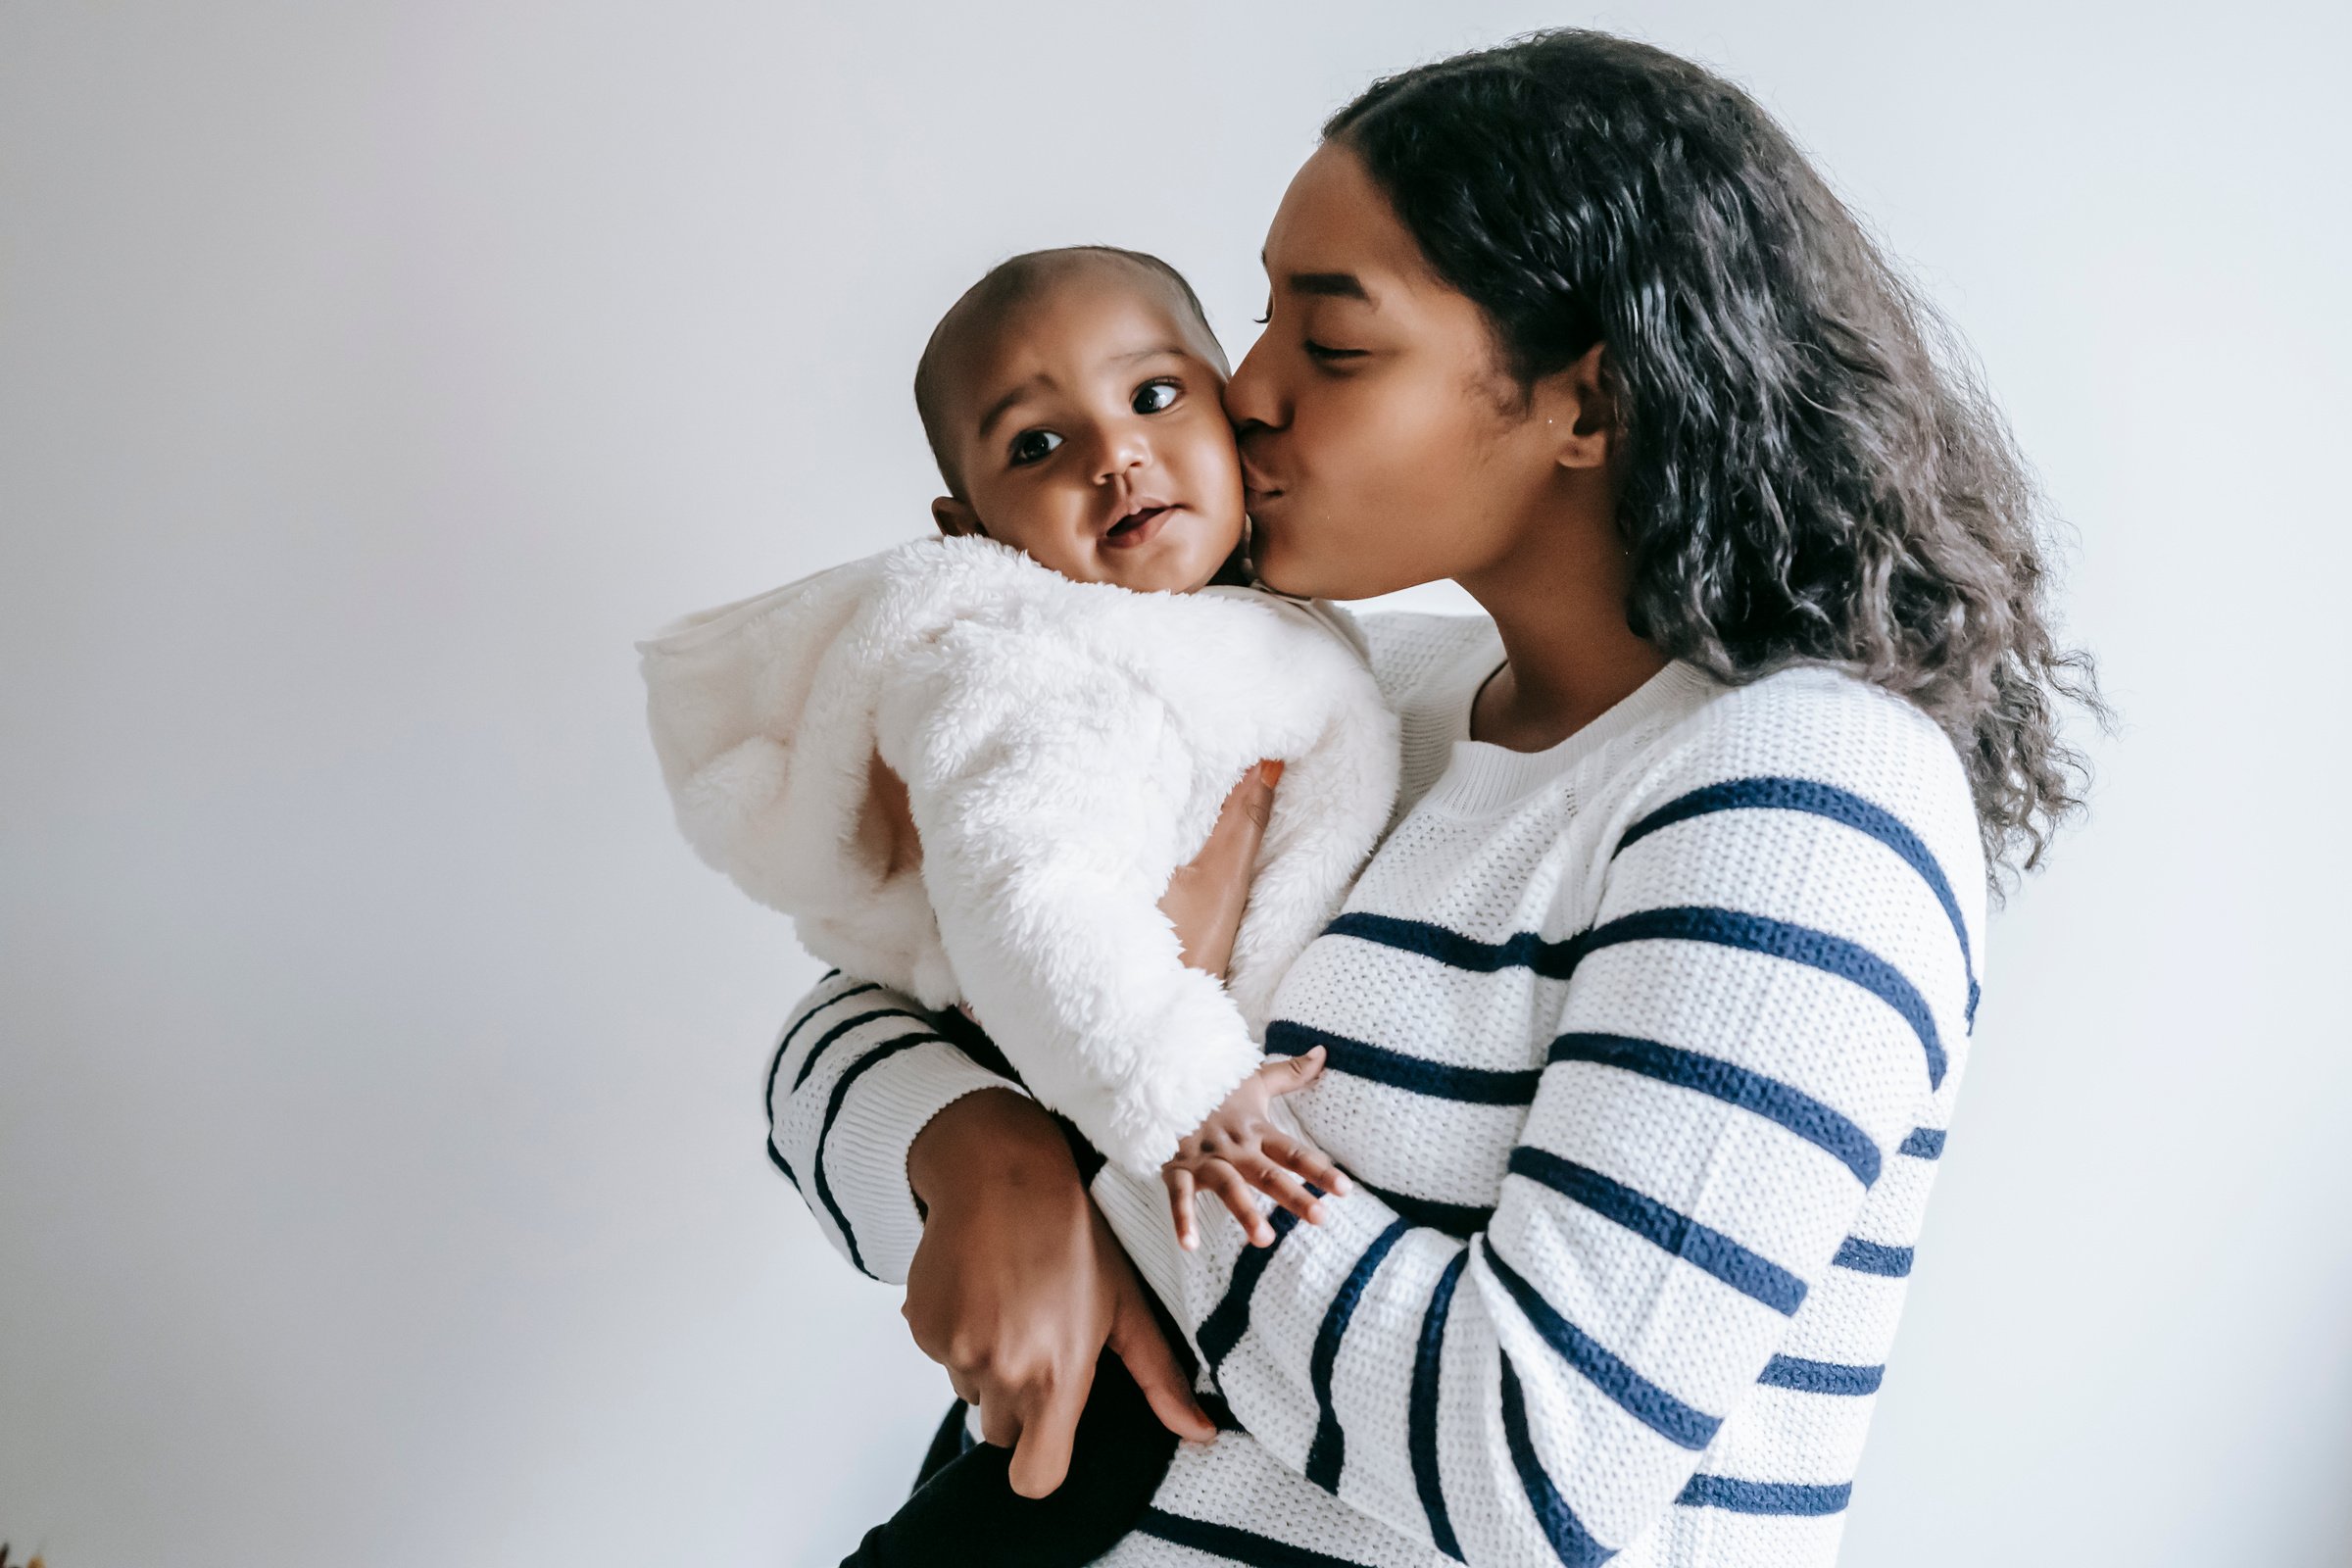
770, 29, 2095, 1567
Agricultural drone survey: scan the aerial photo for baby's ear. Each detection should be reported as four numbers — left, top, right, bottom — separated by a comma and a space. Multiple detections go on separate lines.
931, 497, 985, 539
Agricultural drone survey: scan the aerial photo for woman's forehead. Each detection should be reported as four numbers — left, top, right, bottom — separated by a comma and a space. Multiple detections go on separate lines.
1262, 141, 1436, 302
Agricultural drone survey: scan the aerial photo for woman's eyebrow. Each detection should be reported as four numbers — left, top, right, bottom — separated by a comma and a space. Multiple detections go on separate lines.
1289, 271, 1371, 301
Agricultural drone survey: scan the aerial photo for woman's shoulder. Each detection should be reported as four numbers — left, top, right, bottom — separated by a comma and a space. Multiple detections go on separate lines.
1633, 662, 1985, 884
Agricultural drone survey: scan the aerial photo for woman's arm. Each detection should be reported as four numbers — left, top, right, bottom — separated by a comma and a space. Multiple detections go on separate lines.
1096, 702, 1983, 1564
761, 764, 1281, 1490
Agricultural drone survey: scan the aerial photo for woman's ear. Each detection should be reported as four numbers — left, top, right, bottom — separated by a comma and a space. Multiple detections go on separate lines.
931, 497, 986, 538
1534, 341, 1616, 471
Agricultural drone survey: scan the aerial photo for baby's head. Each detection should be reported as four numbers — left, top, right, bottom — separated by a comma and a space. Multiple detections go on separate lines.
915, 247, 1244, 595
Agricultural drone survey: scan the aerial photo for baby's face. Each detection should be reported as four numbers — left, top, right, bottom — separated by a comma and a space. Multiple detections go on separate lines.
932, 272, 1245, 594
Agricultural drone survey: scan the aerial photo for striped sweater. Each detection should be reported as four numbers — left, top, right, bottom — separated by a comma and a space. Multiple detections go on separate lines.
767, 612, 1984, 1567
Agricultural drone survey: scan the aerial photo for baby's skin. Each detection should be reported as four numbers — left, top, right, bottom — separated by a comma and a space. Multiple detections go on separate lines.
906, 247, 1350, 1249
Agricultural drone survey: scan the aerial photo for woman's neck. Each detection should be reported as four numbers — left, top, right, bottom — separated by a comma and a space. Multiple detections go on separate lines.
1456, 504, 1668, 754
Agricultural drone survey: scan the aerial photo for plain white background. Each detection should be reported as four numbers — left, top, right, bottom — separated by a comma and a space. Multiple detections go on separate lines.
3, 3, 2346, 1564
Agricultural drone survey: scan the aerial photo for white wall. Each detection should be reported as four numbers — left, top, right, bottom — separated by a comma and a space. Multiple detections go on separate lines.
2, 4, 2345, 1565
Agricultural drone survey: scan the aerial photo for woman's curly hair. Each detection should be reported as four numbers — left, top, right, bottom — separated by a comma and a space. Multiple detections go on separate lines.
1328, 29, 2104, 880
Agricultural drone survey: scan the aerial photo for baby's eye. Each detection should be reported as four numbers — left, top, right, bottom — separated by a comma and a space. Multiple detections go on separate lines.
1132, 379, 1180, 415
1008, 429, 1063, 466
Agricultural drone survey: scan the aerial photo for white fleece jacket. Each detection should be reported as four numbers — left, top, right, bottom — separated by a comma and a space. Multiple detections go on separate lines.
638, 535, 1398, 1174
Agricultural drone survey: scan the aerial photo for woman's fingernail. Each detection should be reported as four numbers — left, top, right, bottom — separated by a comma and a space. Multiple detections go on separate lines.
1260, 759, 1285, 787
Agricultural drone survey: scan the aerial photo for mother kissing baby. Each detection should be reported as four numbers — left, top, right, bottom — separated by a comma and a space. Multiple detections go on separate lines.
716, 27, 2092, 1568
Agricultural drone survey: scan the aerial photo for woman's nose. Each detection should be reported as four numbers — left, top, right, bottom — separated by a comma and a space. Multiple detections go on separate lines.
1223, 339, 1284, 433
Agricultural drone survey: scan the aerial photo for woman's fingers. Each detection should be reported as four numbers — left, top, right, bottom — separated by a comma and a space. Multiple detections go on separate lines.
1165, 1165, 1199, 1250
1262, 1130, 1353, 1197
1105, 1272, 1218, 1444
1006, 1373, 1088, 1498
1236, 1152, 1326, 1226
1160, 759, 1282, 978
976, 1393, 1022, 1450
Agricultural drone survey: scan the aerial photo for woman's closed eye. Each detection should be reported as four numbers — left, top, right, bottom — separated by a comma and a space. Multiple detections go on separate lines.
1132, 378, 1181, 415
1303, 340, 1366, 364
1008, 428, 1063, 466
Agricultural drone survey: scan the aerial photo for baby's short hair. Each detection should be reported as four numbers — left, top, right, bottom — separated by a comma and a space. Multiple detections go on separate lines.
913, 246, 1220, 500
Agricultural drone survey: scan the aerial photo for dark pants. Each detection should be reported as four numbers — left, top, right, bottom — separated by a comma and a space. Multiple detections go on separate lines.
838, 1349, 1177, 1567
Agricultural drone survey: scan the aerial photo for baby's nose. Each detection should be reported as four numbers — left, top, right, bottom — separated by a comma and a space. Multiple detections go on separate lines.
1097, 420, 1152, 480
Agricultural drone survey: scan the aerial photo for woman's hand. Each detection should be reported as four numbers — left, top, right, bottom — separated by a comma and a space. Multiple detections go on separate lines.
904, 1088, 1216, 1497
894, 759, 1279, 1496
1160, 760, 1282, 976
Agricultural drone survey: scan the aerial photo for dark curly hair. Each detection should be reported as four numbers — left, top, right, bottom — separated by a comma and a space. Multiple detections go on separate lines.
1327, 29, 2103, 879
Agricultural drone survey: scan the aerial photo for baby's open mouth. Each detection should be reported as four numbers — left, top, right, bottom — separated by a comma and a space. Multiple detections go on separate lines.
1103, 504, 1174, 548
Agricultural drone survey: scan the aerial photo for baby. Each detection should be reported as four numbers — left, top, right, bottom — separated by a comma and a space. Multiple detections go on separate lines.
641, 246, 1398, 1566
909, 246, 1363, 1229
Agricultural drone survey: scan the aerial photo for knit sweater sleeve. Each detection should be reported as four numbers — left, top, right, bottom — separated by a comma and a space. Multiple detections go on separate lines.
764, 970, 1023, 1285
1091, 679, 1983, 1564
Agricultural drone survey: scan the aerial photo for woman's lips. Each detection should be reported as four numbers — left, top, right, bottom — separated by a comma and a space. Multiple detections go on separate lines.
1102, 504, 1175, 550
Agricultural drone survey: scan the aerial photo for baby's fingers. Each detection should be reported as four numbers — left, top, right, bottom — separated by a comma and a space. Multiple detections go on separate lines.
1262, 1129, 1353, 1198
1260, 1044, 1328, 1097
1238, 1154, 1327, 1228
1203, 1163, 1275, 1247
1164, 1166, 1200, 1251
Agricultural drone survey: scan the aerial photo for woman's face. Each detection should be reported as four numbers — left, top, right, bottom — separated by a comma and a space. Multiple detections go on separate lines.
1226, 141, 1568, 601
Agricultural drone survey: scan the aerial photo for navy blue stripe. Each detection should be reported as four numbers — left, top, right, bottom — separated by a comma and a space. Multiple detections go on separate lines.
1267, 1020, 1542, 1105
1833, 1237, 1914, 1277
766, 982, 884, 1165
1899, 1126, 1946, 1159
772, 981, 882, 1077
1305, 1218, 1410, 1493
1498, 1353, 1615, 1567
1324, 910, 1581, 979
1576, 906, 1945, 1089
1357, 1177, 1493, 1239
810, 1032, 937, 1278
791, 1006, 935, 1093
1484, 1245, 1721, 1450
764, 1138, 800, 1194
1410, 1250, 1470, 1562
1196, 1206, 1304, 1371
1617, 776, 1979, 1026
1548, 1033, 1882, 1188
1759, 1355, 1884, 1396
1133, 1509, 1375, 1568
1507, 1148, 1807, 1316
1676, 1474, 1853, 1516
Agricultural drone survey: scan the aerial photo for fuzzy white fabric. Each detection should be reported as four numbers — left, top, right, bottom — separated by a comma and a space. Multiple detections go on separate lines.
639, 535, 1398, 1174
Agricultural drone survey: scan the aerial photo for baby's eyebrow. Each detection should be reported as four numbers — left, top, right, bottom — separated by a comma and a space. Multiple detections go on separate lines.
1107, 343, 1191, 366
975, 375, 1046, 440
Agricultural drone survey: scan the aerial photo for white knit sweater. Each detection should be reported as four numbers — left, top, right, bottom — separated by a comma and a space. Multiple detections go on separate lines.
768, 612, 1984, 1567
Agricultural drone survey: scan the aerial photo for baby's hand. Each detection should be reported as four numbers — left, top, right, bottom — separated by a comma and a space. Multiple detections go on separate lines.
1162, 1047, 1352, 1250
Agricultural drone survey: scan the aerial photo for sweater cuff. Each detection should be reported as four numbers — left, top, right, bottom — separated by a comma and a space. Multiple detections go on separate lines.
1091, 1164, 1194, 1343
822, 1042, 1028, 1286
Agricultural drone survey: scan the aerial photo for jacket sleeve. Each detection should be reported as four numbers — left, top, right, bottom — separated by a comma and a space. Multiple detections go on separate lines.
765, 970, 1024, 1284
1090, 702, 1982, 1563
879, 634, 1265, 1178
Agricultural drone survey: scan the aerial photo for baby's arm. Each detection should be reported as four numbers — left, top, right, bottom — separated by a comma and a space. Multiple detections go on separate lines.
1163, 1046, 1353, 1251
